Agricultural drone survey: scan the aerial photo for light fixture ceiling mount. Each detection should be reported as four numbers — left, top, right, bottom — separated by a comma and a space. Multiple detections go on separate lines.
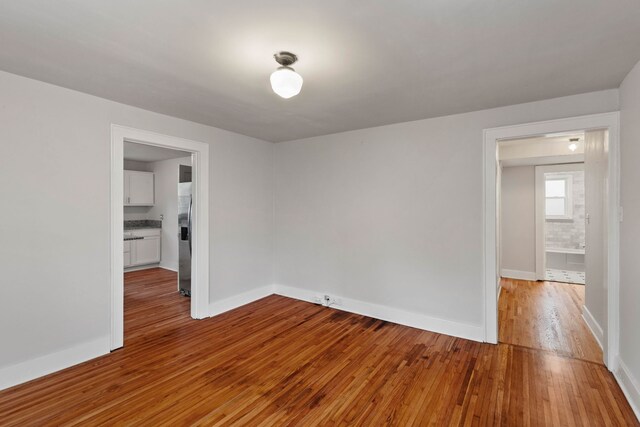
274, 51, 298, 67
270, 51, 303, 99
568, 137, 579, 152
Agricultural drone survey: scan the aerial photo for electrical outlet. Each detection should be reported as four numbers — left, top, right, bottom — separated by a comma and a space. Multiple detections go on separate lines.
312, 294, 343, 307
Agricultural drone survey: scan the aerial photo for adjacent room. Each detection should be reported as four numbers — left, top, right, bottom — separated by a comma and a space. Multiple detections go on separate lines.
497, 131, 604, 364
122, 142, 194, 340
1, 1, 640, 425
544, 164, 586, 285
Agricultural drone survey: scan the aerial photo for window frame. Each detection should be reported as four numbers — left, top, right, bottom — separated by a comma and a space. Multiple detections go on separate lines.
545, 175, 573, 221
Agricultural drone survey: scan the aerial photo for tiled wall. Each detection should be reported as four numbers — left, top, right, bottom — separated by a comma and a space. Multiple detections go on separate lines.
546, 171, 585, 250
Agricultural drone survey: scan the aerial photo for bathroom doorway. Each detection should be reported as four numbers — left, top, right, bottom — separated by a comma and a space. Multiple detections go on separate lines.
535, 164, 586, 285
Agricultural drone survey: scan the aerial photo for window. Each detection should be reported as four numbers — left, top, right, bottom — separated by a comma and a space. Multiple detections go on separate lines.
545, 175, 573, 220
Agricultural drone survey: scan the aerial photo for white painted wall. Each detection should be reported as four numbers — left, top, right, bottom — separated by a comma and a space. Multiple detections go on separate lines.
123, 206, 152, 221
0, 70, 274, 372
148, 156, 192, 271
584, 130, 609, 351
619, 59, 640, 413
500, 166, 536, 276
274, 90, 619, 335
123, 159, 153, 172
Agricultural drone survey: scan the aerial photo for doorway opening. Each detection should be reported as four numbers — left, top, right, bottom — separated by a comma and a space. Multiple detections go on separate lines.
497, 132, 601, 363
484, 113, 620, 369
122, 142, 193, 337
110, 126, 210, 351
537, 163, 586, 285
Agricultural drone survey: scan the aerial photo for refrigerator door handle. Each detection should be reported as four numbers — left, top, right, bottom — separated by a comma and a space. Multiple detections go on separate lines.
188, 196, 192, 255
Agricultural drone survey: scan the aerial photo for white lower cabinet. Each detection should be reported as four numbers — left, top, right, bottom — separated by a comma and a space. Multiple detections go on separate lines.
133, 237, 161, 265
123, 250, 132, 268
123, 240, 132, 267
124, 229, 161, 268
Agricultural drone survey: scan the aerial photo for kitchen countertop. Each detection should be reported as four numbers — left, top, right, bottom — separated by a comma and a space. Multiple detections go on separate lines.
124, 219, 162, 230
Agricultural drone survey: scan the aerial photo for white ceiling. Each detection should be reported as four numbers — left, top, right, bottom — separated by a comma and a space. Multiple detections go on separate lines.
499, 133, 585, 166
124, 142, 191, 162
499, 133, 584, 148
1, 1, 639, 142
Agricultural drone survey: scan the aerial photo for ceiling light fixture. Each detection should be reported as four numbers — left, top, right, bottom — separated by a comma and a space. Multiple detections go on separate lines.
568, 137, 579, 152
270, 51, 303, 99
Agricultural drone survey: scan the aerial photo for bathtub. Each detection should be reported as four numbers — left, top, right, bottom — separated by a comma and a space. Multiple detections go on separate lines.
546, 247, 585, 272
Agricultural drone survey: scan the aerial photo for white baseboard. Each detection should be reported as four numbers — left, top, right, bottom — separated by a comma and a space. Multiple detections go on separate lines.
0, 336, 110, 391
209, 285, 275, 317
124, 263, 160, 272
614, 357, 640, 422
582, 305, 604, 350
1, 284, 274, 392
273, 285, 484, 342
159, 265, 178, 272
500, 269, 536, 281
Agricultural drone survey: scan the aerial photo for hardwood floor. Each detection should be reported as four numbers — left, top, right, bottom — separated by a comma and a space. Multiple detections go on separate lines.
0, 268, 636, 426
499, 277, 603, 364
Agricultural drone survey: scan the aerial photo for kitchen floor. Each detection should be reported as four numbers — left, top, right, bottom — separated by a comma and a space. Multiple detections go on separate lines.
123, 267, 187, 342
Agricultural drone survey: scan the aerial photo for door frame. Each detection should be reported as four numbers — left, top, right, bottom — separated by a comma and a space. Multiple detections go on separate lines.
110, 125, 210, 350
483, 112, 620, 368
534, 163, 585, 281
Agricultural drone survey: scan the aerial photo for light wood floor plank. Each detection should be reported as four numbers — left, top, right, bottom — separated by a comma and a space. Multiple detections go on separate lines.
498, 278, 603, 364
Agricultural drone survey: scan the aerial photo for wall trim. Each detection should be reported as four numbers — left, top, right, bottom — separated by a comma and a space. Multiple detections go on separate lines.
582, 305, 604, 350
209, 286, 275, 317
0, 337, 110, 392
484, 111, 620, 369
124, 263, 161, 273
273, 285, 484, 342
615, 357, 640, 422
500, 269, 536, 281
3, 285, 273, 392
111, 125, 210, 351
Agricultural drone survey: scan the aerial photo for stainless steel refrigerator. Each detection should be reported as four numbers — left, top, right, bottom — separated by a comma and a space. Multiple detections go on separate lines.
178, 182, 192, 296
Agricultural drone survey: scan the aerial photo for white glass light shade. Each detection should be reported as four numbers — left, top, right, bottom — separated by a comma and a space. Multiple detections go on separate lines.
568, 143, 578, 152
270, 67, 303, 98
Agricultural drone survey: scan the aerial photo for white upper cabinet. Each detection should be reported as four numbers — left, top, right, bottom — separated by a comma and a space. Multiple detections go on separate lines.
124, 170, 154, 206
